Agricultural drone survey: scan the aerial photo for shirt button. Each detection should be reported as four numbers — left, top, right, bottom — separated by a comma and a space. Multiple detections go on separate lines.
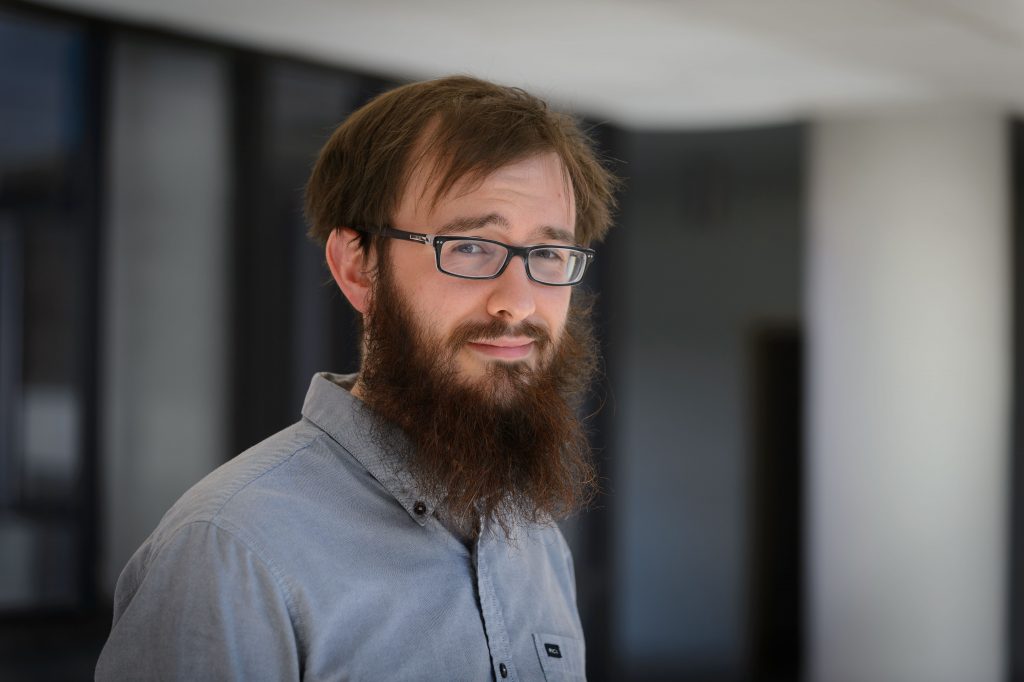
499, 663, 508, 678
413, 501, 427, 516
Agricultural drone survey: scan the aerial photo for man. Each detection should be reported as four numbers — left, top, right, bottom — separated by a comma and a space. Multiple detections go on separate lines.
97, 75, 617, 681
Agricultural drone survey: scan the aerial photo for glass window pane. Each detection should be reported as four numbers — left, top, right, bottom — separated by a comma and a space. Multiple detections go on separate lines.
0, 9, 93, 611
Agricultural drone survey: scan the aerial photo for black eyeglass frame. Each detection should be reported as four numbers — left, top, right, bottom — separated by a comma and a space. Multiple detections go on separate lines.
351, 226, 595, 286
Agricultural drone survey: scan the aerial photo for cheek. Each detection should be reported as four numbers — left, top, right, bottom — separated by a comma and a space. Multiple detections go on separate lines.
404, 278, 478, 336
388, 248, 453, 325
541, 290, 573, 339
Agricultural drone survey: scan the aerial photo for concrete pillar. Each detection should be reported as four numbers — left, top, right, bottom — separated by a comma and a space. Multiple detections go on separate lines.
807, 110, 1010, 682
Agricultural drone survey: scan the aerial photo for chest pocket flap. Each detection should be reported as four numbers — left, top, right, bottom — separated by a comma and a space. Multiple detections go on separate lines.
532, 632, 585, 681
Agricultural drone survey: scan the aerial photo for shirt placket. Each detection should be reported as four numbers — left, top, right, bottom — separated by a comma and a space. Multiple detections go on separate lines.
473, 527, 517, 681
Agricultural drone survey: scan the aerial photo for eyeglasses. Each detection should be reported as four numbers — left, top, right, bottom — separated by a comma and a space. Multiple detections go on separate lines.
352, 226, 595, 286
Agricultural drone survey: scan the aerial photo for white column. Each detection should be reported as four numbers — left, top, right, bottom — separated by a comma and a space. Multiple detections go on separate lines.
807, 110, 1010, 682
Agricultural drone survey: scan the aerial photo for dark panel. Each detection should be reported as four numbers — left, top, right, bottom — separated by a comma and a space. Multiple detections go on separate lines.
1010, 119, 1024, 682
573, 120, 628, 682
230, 56, 399, 454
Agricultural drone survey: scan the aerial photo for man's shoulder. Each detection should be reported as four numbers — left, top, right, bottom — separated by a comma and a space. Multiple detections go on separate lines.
108, 412, 403, 620
145, 419, 360, 552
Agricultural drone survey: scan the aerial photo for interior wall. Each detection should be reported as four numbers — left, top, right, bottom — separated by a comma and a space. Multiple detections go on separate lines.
612, 126, 804, 679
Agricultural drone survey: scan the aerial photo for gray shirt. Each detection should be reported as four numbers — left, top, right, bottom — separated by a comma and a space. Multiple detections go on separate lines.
96, 373, 586, 681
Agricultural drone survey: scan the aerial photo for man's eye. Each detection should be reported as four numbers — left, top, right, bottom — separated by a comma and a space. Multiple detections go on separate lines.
533, 248, 566, 262
453, 242, 488, 256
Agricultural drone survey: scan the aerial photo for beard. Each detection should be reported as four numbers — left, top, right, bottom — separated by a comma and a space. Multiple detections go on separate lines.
356, 255, 600, 539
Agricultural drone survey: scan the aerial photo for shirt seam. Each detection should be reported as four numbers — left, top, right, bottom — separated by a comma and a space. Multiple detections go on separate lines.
204, 517, 307, 648
183, 439, 316, 646
145, 518, 305, 664
207, 438, 316, 521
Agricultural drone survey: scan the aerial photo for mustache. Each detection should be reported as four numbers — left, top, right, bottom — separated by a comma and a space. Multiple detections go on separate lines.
446, 318, 552, 352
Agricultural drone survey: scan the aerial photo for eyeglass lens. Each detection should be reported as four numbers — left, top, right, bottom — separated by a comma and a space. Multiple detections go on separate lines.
438, 239, 586, 284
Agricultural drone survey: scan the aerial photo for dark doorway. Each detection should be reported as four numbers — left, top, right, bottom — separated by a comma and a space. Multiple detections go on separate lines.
747, 323, 803, 682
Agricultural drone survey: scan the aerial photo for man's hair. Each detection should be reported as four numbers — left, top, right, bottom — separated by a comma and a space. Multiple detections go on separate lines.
305, 75, 618, 250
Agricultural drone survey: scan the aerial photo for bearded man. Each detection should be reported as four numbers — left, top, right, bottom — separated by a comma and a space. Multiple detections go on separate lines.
96, 75, 616, 681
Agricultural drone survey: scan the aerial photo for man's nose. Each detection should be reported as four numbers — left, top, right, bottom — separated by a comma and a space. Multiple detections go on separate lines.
485, 256, 537, 323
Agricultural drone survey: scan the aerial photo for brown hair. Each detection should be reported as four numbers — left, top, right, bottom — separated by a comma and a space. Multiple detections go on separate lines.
304, 75, 618, 250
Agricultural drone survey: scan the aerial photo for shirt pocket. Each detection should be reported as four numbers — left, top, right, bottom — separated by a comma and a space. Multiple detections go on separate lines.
532, 632, 586, 682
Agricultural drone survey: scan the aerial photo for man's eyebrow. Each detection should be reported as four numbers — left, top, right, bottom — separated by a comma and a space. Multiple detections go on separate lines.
438, 213, 575, 243
537, 225, 576, 244
438, 213, 510, 234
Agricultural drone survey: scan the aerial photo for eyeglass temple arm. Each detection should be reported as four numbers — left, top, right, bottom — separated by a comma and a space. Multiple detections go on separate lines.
377, 226, 435, 245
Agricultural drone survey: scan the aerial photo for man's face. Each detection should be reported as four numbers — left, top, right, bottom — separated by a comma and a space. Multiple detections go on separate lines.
347, 151, 596, 536
381, 151, 576, 388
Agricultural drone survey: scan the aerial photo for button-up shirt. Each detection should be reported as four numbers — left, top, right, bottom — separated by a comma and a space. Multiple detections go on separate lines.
96, 373, 586, 681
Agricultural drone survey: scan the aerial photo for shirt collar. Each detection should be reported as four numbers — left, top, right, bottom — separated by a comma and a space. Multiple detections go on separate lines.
300, 372, 439, 526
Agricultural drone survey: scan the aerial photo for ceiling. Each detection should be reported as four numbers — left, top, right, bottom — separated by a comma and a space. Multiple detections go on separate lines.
25, 0, 1024, 128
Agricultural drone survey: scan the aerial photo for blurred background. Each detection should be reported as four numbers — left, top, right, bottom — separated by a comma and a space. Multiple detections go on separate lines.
0, 0, 1020, 680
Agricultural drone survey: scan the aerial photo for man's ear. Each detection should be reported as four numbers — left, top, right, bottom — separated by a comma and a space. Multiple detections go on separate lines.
326, 228, 374, 314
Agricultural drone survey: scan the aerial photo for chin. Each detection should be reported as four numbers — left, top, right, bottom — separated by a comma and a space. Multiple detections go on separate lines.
451, 361, 532, 401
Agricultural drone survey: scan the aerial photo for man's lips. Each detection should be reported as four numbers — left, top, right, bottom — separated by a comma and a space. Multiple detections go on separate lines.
466, 338, 536, 360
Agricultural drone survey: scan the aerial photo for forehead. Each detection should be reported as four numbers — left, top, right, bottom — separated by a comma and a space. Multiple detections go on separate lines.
397, 151, 577, 233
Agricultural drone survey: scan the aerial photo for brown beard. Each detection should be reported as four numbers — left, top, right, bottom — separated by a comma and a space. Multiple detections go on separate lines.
356, 254, 600, 538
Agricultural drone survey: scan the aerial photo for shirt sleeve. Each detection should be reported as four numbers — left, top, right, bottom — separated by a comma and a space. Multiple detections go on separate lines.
95, 520, 301, 681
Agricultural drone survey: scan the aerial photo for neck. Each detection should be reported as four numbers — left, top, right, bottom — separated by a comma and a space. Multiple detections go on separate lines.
349, 378, 366, 401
